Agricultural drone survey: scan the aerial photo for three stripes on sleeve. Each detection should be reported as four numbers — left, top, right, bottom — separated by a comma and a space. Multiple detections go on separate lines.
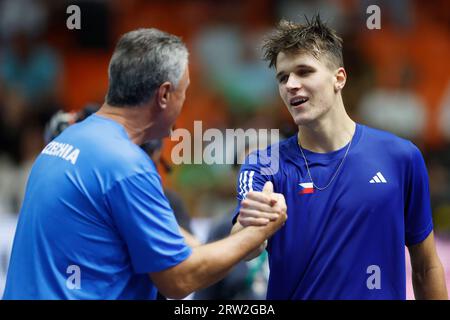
238, 170, 255, 200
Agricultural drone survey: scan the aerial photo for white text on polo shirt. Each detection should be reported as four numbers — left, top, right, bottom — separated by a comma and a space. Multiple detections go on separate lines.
41, 141, 80, 165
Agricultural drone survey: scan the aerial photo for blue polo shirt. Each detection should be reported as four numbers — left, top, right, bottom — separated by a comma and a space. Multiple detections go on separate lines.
3, 114, 191, 299
233, 124, 433, 299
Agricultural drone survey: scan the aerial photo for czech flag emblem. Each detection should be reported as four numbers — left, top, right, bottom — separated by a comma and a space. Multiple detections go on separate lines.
299, 182, 314, 194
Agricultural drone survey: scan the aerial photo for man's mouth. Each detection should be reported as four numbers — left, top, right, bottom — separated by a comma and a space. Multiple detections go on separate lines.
290, 96, 309, 107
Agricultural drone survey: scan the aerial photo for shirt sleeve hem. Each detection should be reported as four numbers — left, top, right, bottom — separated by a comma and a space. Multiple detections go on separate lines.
134, 246, 193, 274
405, 222, 433, 247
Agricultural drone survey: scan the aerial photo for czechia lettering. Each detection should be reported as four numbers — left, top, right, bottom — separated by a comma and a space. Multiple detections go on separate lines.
41, 141, 80, 165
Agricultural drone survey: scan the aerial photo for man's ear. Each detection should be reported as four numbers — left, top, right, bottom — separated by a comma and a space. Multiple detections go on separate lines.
156, 82, 172, 109
334, 67, 347, 92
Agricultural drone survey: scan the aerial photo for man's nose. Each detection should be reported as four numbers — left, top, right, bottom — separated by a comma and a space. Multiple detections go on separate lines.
285, 73, 302, 92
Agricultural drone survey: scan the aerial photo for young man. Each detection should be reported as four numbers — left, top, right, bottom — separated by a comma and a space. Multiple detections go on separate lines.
231, 16, 448, 300
3, 28, 287, 300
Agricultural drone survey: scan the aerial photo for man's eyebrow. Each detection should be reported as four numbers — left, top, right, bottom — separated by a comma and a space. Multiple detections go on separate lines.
276, 64, 315, 79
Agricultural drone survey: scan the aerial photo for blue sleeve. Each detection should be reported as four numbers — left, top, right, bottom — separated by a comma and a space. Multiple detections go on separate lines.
105, 172, 192, 273
404, 143, 433, 247
231, 150, 276, 225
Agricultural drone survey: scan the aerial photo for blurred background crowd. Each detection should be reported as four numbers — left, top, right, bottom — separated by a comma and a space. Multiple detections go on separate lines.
0, 0, 449, 299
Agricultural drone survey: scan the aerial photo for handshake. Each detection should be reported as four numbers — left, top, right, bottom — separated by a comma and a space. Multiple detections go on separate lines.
235, 181, 287, 260
239, 181, 287, 228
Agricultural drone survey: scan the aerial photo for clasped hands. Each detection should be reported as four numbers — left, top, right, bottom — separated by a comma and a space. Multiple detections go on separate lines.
238, 181, 287, 229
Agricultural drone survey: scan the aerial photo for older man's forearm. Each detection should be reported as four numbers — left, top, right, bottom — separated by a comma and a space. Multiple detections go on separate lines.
231, 221, 266, 261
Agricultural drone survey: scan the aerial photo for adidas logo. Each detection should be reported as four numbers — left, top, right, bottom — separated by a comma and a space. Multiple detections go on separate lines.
370, 172, 387, 184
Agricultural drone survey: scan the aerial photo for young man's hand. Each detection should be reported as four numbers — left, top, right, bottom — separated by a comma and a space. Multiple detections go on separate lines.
238, 181, 287, 228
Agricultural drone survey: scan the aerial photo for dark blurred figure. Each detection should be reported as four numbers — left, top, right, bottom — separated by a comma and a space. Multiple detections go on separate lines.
0, 27, 62, 162
195, 212, 269, 300
44, 104, 99, 143
141, 140, 200, 248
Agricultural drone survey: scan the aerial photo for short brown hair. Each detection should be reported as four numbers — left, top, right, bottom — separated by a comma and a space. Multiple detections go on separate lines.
262, 15, 344, 70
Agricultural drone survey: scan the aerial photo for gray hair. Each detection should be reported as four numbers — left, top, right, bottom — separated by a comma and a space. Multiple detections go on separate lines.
106, 28, 189, 107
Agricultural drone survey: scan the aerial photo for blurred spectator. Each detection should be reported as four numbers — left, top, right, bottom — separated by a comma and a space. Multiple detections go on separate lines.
194, 124, 279, 299
141, 139, 200, 248
194, 22, 277, 123
0, 155, 18, 215
0, 30, 62, 125
14, 122, 46, 212
430, 81, 450, 235
357, 63, 427, 143
0, 0, 63, 166
43, 104, 99, 143
0, 105, 98, 215
0, 0, 48, 41
276, 0, 347, 32
141, 139, 200, 300
428, 154, 450, 235
195, 211, 269, 300
0, 213, 17, 298
439, 80, 450, 142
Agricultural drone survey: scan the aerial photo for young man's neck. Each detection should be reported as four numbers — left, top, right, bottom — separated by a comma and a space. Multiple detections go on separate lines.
297, 99, 355, 153
96, 103, 155, 145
